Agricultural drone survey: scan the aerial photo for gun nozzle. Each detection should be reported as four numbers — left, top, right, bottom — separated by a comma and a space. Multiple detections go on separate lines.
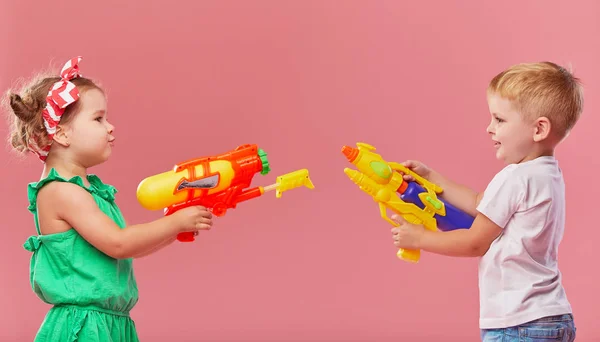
341, 145, 359, 162
343, 168, 360, 183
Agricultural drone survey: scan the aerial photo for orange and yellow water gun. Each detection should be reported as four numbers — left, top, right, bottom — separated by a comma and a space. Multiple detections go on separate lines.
341, 142, 474, 263
136, 144, 315, 242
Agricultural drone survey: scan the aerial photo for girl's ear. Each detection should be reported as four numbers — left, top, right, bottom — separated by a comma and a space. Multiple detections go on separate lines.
53, 125, 71, 147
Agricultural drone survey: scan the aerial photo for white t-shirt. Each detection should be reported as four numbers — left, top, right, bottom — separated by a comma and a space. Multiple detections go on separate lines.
476, 156, 573, 329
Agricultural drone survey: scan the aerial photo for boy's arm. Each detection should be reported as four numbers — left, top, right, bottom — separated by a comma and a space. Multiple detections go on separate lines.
416, 212, 502, 257
404, 167, 521, 257
428, 170, 481, 217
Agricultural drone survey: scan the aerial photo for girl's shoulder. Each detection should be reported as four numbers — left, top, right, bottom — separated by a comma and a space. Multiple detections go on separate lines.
27, 168, 118, 214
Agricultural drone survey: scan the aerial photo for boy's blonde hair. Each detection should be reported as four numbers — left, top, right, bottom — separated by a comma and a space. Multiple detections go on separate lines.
487, 61, 584, 139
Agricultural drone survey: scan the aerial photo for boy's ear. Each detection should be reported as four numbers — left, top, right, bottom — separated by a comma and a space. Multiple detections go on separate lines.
52, 125, 71, 147
533, 116, 551, 142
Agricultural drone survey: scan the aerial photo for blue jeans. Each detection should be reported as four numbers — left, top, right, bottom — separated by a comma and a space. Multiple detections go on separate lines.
480, 314, 576, 341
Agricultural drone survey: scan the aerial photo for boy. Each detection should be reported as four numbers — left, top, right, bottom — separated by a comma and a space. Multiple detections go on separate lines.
391, 61, 583, 341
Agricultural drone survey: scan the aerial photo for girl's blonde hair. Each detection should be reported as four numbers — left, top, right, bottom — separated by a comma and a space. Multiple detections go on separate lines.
3, 73, 103, 156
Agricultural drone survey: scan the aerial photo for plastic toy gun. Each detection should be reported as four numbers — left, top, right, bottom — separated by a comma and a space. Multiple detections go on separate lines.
137, 144, 315, 242
341, 142, 474, 263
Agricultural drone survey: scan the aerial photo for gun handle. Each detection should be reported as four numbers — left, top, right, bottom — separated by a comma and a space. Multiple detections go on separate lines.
177, 232, 195, 242
169, 202, 229, 243
394, 212, 422, 262
381, 204, 424, 263
164, 203, 198, 243
397, 248, 420, 262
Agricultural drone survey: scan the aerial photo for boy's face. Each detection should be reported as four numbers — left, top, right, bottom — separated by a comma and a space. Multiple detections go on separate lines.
486, 93, 536, 164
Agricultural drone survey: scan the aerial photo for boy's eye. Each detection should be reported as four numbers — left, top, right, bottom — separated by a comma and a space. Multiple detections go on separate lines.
95, 117, 103, 121
495, 117, 504, 123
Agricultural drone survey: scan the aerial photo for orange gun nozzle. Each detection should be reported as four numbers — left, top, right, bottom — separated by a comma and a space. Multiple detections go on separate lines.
397, 181, 408, 194
341, 145, 359, 162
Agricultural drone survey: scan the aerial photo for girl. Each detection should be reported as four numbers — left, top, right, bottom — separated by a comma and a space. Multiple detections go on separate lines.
4, 56, 214, 341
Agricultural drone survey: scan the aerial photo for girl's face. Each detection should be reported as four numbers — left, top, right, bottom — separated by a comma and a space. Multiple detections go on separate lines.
62, 89, 115, 167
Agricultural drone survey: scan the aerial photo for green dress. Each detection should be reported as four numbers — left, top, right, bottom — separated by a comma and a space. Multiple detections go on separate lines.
23, 168, 140, 341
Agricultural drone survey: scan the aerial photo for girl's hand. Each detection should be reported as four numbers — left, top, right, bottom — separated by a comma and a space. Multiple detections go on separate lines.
174, 206, 213, 233
390, 214, 425, 250
400, 160, 433, 182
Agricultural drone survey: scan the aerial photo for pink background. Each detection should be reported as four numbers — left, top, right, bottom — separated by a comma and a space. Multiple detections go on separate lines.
1, 1, 598, 341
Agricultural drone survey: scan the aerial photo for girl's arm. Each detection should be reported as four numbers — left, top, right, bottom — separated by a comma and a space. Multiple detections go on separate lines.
132, 236, 178, 259
41, 182, 185, 259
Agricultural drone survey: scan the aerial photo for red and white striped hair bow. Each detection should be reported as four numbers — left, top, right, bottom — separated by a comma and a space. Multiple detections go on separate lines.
30, 56, 83, 162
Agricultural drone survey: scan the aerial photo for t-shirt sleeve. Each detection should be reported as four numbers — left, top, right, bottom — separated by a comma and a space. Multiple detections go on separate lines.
476, 166, 526, 228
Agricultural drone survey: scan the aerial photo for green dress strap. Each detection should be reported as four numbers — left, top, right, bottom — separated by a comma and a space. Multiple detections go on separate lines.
24, 168, 140, 342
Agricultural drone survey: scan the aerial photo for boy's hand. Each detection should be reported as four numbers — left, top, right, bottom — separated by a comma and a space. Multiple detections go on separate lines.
390, 214, 426, 250
400, 160, 432, 181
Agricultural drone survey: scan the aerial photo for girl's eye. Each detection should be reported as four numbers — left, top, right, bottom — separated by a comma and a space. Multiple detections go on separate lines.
95, 117, 103, 122
495, 117, 504, 123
